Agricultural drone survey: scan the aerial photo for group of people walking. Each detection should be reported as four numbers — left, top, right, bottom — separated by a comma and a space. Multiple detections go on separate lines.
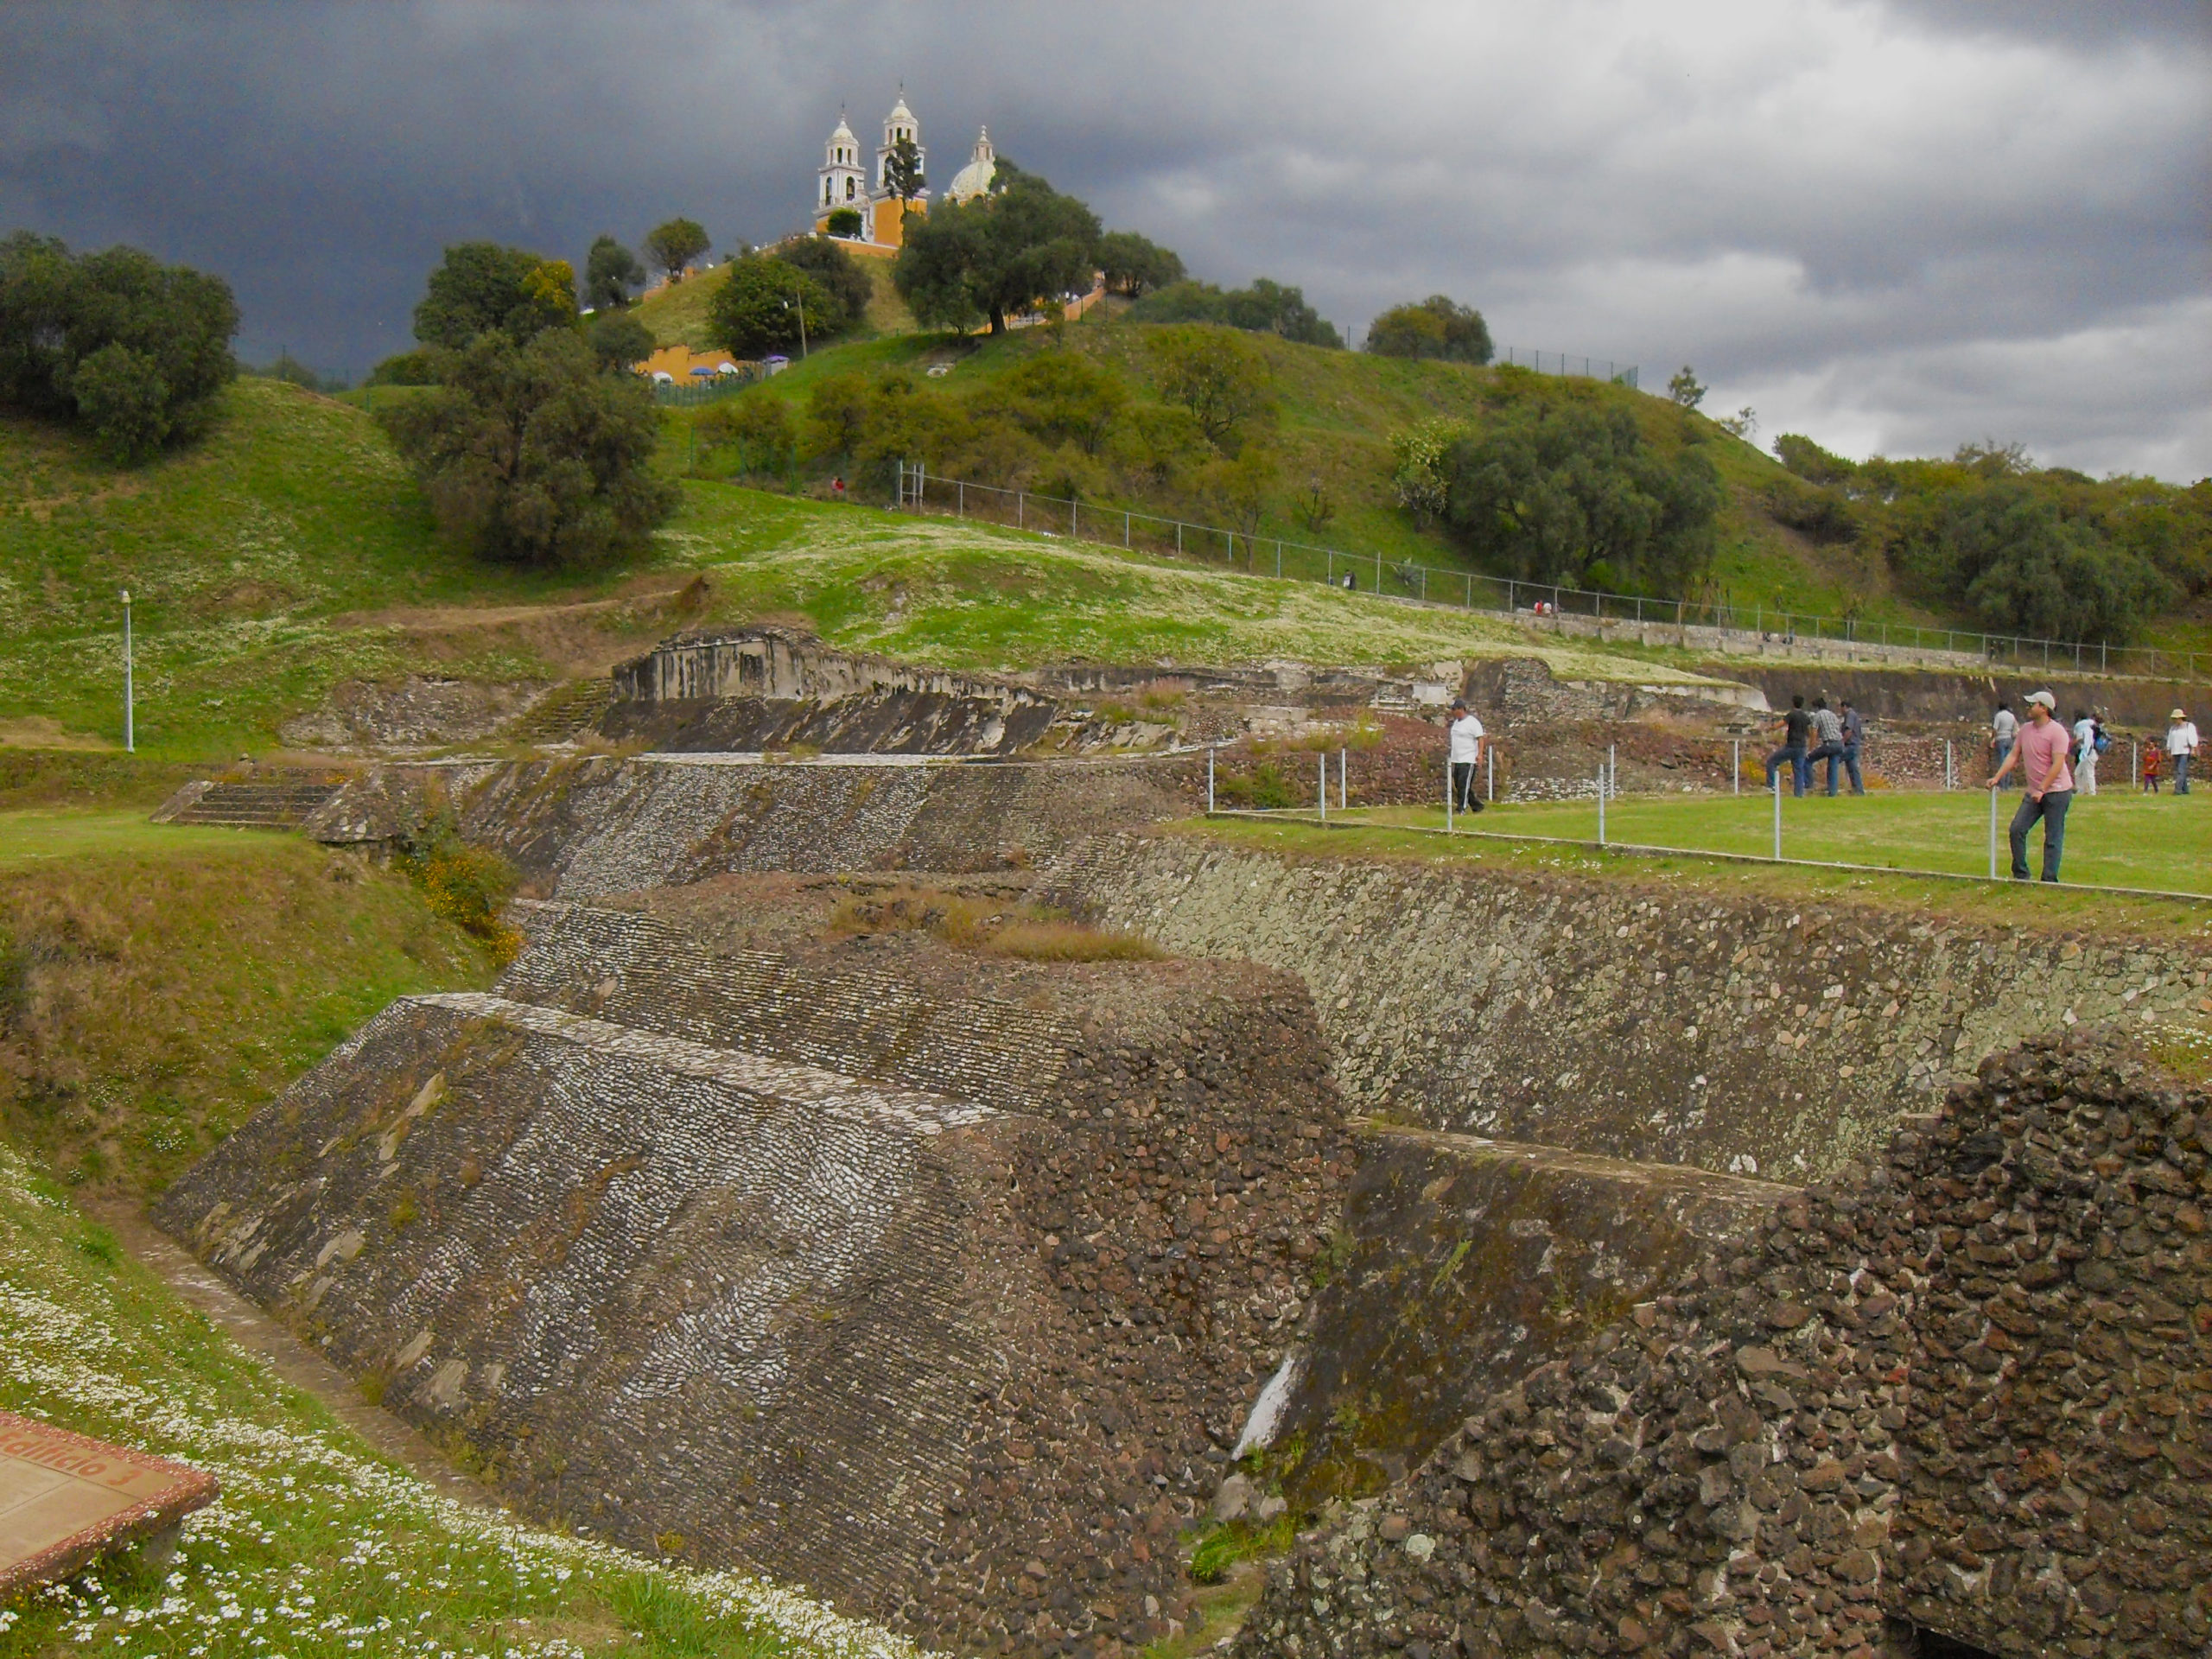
1763, 695, 1866, 798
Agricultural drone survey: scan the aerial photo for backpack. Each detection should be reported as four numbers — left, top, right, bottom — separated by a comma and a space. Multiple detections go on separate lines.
2094, 728, 2111, 754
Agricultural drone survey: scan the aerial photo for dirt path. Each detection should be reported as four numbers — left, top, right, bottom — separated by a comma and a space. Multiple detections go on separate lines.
90, 1201, 505, 1513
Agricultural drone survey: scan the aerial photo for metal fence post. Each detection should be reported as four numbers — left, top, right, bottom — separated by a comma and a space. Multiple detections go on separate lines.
1772, 774, 1782, 861
1732, 740, 1739, 795
1338, 748, 1347, 810
1598, 769, 1607, 845
1207, 745, 1216, 814
957, 480, 964, 518
1945, 740, 1954, 791
1446, 751, 1454, 832
1608, 743, 1617, 801
1319, 752, 1328, 823
1486, 746, 1495, 803
1988, 785, 1999, 879
1124, 511, 1130, 548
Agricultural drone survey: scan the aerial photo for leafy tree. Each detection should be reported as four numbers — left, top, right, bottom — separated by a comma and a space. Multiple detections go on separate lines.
774, 236, 873, 334
824, 207, 865, 238
1147, 326, 1268, 448
1762, 476, 1859, 545
366, 349, 441, 387
1939, 482, 2170, 639
1666, 365, 1706, 409
586, 311, 654, 372
883, 136, 926, 207
413, 244, 576, 348
1389, 416, 1470, 524
1440, 400, 1722, 593
1130, 277, 1339, 346
707, 256, 835, 358
1292, 476, 1337, 536
374, 328, 677, 567
1201, 442, 1278, 545
1096, 232, 1185, 299
973, 351, 1128, 454
0, 232, 238, 459
1364, 295, 1491, 364
893, 160, 1101, 334
1771, 432, 1858, 488
583, 235, 645, 310
644, 218, 710, 283
699, 393, 797, 477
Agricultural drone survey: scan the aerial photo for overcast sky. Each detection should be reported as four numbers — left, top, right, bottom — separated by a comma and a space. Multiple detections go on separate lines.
5, 1, 2207, 478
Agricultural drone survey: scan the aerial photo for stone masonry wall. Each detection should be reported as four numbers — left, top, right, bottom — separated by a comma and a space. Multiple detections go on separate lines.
1262, 1128, 1790, 1511
453, 756, 1200, 896
1048, 836, 2212, 1183
1231, 1027, 2212, 1659
157, 901, 1354, 1657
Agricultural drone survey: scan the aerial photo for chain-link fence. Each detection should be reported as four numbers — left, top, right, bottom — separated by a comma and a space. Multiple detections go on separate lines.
894, 463, 2209, 683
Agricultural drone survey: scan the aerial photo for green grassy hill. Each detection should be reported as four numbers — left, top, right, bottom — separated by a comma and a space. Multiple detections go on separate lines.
0, 375, 1748, 760
664, 307, 1935, 632
633, 253, 913, 353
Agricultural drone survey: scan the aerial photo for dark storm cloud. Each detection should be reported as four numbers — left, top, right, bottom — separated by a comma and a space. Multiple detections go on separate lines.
3, 0, 2206, 475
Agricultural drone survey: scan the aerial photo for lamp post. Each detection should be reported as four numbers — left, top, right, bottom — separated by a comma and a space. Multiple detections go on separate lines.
121, 588, 134, 753
785, 286, 809, 359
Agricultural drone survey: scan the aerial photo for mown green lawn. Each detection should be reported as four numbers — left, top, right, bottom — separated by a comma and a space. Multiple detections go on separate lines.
1337, 787, 2212, 895
0, 808, 278, 867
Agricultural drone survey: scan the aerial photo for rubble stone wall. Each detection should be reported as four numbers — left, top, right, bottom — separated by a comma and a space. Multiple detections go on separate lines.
1048, 836, 2212, 1183
156, 907, 1353, 1657
1231, 1029, 2212, 1659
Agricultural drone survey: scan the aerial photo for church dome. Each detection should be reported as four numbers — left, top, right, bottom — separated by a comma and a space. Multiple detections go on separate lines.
829, 115, 857, 145
946, 125, 997, 202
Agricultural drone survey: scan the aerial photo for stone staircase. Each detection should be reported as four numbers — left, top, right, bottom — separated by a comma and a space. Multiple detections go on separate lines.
499, 679, 613, 746
154, 771, 348, 828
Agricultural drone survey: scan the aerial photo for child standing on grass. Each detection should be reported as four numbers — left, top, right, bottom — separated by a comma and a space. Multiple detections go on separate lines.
2145, 743, 2164, 793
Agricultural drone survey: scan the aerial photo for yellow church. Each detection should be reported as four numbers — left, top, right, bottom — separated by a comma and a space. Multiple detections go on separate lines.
811, 95, 998, 255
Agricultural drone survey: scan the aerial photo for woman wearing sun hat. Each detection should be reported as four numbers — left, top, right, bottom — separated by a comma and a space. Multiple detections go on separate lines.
2165, 708, 2200, 795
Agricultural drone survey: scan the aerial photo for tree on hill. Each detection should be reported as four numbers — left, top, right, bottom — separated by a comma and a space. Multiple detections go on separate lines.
1147, 326, 1269, 448
644, 218, 710, 283
1440, 400, 1721, 593
824, 207, 865, 238
584, 235, 645, 310
893, 160, 1101, 334
1097, 232, 1185, 299
586, 312, 654, 372
413, 243, 576, 348
707, 255, 836, 358
774, 236, 873, 334
1364, 294, 1491, 364
374, 328, 676, 568
0, 232, 238, 462
1131, 277, 1340, 346
883, 135, 926, 208
1666, 365, 1705, 408
1772, 431, 1859, 488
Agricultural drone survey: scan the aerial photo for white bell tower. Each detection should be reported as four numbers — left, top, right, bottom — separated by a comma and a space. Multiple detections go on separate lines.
875, 91, 925, 199
816, 111, 865, 220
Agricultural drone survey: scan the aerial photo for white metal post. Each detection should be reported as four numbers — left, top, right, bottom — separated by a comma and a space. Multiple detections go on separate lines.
1598, 769, 1607, 845
1207, 745, 1216, 814
1319, 752, 1327, 823
1338, 748, 1347, 810
1608, 743, 1617, 800
1486, 746, 1495, 803
1732, 739, 1740, 795
1772, 773, 1782, 861
121, 589, 134, 754
1446, 752, 1453, 832
1946, 740, 1955, 791
1989, 785, 1999, 878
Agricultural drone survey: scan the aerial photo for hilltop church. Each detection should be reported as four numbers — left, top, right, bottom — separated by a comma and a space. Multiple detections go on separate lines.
811, 95, 998, 254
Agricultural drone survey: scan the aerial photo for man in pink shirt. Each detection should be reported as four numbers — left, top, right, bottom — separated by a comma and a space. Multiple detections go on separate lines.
1988, 690, 2075, 881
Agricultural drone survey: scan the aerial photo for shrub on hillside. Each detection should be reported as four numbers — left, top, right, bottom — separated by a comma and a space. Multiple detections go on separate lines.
0, 232, 238, 462
1364, 294, 1491, 365
1440, 399, 1722, 593
698, 393, 797, 478
1771, 431, 1859, 489
374, 329, 677, 568
366, 348, 442, 387
773, 236, 874, 334
583, 234, 645, 310
1147, 326, 1271, 448
411, 242, 577, 349
586, 311, 654, 372
1130, 277, 1341, 346
707, 254, 836, 358
1762, 475, 1860, 544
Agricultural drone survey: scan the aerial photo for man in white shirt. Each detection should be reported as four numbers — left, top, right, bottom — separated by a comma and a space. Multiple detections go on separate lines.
1447, 699, 1487, 813
2070, 709, 2101, 796
2168, 709, 2201, 795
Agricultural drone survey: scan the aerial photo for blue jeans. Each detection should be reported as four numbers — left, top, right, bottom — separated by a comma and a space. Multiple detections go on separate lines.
1993, 737, 2015, 785
1764, 744, 1807, 797
2010, 789, 2072, 881
2176, 753, 2192, 794
1840, 742, 1864, 794
1807, 741, 1846, 796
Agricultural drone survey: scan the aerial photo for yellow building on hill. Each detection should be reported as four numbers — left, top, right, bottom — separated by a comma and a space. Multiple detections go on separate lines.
813, 95, 931, 254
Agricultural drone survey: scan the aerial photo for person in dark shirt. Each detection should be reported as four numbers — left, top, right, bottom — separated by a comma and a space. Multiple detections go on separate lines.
1838, 700, 1867, 795
1806, 696, 1847, 796
1765, 695, 1811, 797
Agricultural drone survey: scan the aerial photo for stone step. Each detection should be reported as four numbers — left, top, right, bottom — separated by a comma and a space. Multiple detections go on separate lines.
502, 679, 614, 745
165, 779, 346, 828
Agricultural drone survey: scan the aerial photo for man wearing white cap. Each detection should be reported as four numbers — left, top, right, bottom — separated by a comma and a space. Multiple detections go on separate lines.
1989, 691, 2073, 881
2166, 708, 2200, 795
